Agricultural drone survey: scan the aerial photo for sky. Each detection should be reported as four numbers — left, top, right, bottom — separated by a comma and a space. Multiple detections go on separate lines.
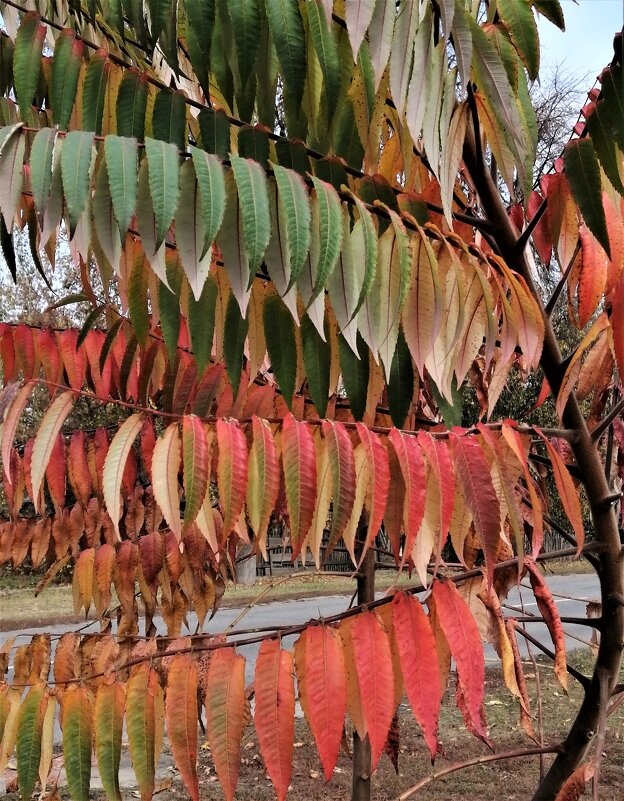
537, 0, 624, 80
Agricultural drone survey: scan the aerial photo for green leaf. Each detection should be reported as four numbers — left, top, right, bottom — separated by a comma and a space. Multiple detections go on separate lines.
104, 135, 138, 237
272, 162, 311, 287
339, 332, 369, 422
95, 683, 125, 801
265, 0, 307, 106
230, 155, 271, 270
176, 159, 212, 299
306, 0, 341, 122
586, 101, 624, 195
238, 125, 270, 168
224, 292, 248, 397
82, 50, 109, 135
148, 0, 169, 44
116, 69, 148, 140
308, 176, 343, 303
198, 107, 230, 158
185, 0, 216, 97
51, 29, 83, 131
159, 254, 183, 364
387, 327, 414, 428
63, 686, 93, 801
129, 246, 149, 345
145, 137, 180, 249
496, 0, 540, 81
191, 147, 226, 259
217, 171, 251, 315
469, 18, 525, 166
264, 292, 297, 407
76, 305, 105, 348
187, 273, 217, 377
13, 12, 45, 119
532, 0, 565, 30
346, 192, 378, 319
61, 131, 95, 236
429, 375, 463, 428
0, 125, 25, 230
275, 138, 311, 175
301, 313, 330, 417
0, 217, 15, 281
229, 0, 262, 86
563, 138, 611, 258
17, 685, 46, 801
600, 64, 624, 152
152, 89, 187, 150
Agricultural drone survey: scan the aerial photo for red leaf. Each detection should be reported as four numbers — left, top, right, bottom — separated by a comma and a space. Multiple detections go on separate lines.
246, 416, 280, 557
525, 559, 568, 691
68, 431, 92, 507
281, 414, 317, 560
254, 639, 295, 801
528, 191, 552, 265
431, 580, 487, 741
537, 433, 584, 554
451, 435, 500, 587
355, 423, 389, 561
388, 429, 426, 566
577, 224, 607, 327
298, 625, 346, 781
351, 611, 395, 769
391, 592, 441, 758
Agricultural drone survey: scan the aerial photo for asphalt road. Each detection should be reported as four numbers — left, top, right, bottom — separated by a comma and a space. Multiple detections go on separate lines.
2, 572, 601, 688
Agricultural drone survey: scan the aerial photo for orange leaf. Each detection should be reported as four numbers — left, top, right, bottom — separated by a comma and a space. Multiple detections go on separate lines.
281, 414, 317, 559
418, 432, 454, 548
205, 647, 246, 801
182, 415, 211, 526
351, 611, 395, 769
431, 580, 487, 741
254, 639, 295, 801
537, 433, 584, 554
391, 592, 441, 758
298, 625, 346, 781
321, 420, 356, 546
152, 422, 182, 540
166, 654, 199, 801
246, 416, 280, 558
215, 419, 248, 540
553, 763, 594, 801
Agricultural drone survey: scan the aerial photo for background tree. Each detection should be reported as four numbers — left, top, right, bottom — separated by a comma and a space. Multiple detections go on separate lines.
0, 3, 622, 801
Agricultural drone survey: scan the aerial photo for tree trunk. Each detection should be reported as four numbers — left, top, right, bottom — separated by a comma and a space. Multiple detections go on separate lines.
463, 125, 624, 800
352, 522, 375, 801
236, 543, 257, 586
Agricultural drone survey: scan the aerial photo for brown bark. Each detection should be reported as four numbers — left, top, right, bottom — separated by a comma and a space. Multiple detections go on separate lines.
463, 124, 624, 800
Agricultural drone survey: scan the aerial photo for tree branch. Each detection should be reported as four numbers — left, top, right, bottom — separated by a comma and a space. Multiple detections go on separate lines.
395, 746, 563, 801
516, 196, 548, 253
545, 240, 582, 317
591, 397, 624, 443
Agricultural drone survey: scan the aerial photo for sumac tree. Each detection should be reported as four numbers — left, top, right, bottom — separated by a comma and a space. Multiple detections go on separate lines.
0, 2, 622, 801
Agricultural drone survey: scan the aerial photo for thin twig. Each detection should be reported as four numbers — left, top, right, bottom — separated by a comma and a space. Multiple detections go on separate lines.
516, 197, 548, 253
591, 397, 624, 443
545, 240, 581, 317
395, 745, 562, 800
515, 626, 591, 689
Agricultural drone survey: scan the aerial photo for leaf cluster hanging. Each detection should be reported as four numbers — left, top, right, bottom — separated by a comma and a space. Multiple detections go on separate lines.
0, 568, 568, 801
